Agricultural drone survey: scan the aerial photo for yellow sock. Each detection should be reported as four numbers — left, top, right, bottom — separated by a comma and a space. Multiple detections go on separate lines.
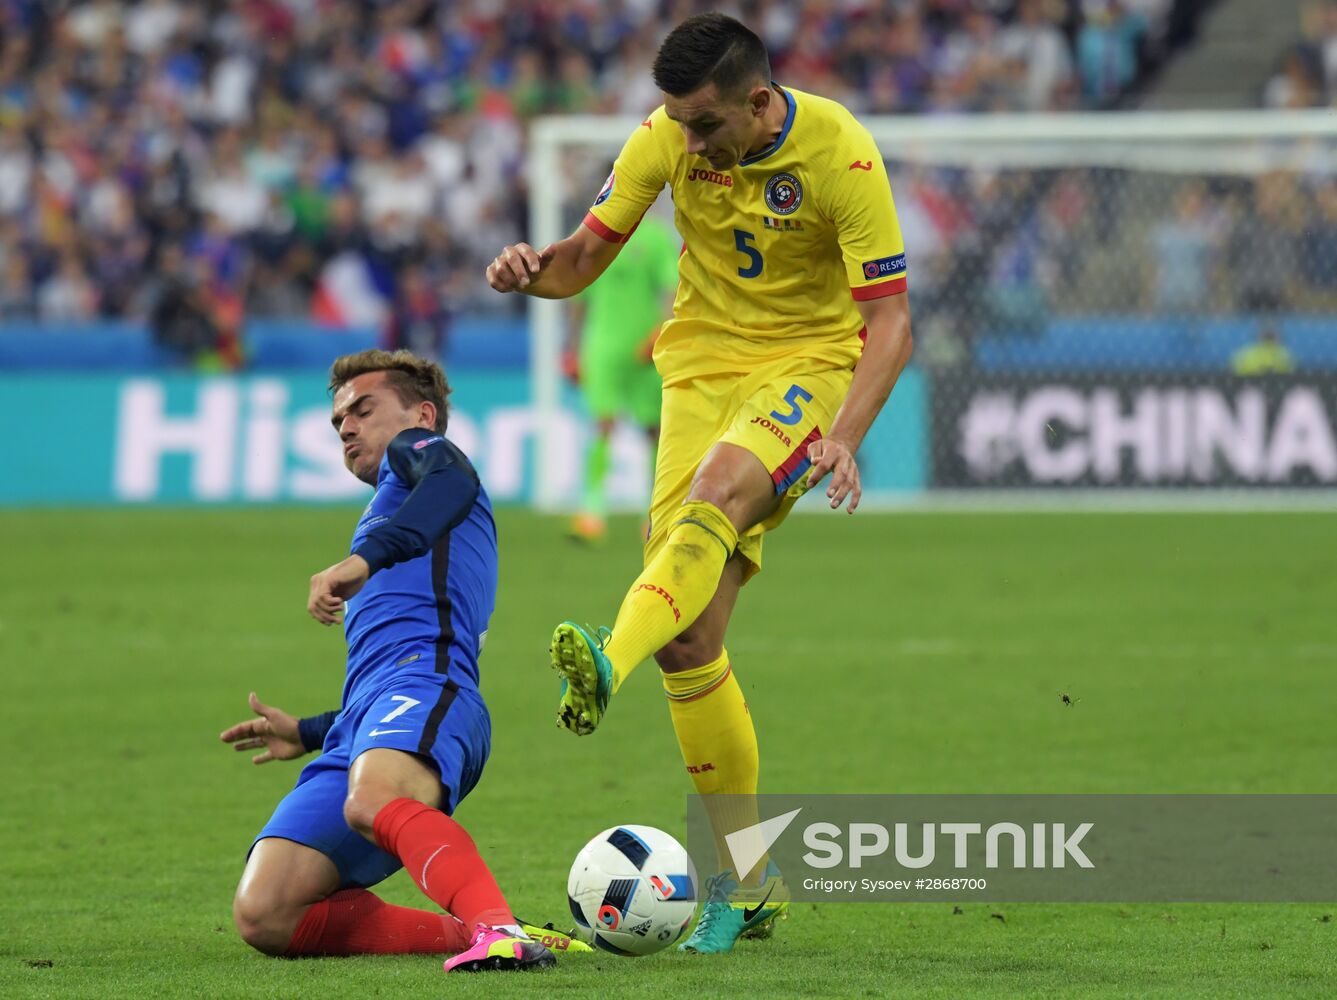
663, 650, 766, 884
604, 501, 738, 692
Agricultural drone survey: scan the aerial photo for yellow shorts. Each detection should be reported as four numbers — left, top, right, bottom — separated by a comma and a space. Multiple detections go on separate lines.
645, 364, 853, 580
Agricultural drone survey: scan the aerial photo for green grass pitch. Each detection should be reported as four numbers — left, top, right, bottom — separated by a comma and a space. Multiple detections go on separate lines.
1, 507, 1334, 998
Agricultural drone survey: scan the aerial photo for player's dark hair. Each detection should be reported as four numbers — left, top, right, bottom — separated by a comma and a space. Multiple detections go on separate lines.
652, 12, 770, 99
329, 349, 451, 432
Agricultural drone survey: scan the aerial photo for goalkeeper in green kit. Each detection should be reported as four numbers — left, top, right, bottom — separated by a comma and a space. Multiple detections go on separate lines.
565, 210, 679, 543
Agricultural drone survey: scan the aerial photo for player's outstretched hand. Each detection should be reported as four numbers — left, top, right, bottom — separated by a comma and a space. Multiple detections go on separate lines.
805, 436, 862, 513
307, 554, 370, 625
219, 692, 305, 765
486, 242, 556, 292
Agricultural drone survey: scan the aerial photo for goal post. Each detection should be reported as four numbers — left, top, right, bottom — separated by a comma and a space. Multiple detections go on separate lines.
527, 109, 1337, 511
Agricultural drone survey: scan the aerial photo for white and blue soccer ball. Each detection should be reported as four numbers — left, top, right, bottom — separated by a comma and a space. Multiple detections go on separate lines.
567, 825, 697, 956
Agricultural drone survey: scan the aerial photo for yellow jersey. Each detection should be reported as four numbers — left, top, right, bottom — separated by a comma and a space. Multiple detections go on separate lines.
584, 85, 907, 387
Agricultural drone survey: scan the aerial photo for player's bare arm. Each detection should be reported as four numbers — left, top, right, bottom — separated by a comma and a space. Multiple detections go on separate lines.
220, 692, 306, 765
485, 223, 621, 299
805, 293, 913, 513
307, 553, 370, 625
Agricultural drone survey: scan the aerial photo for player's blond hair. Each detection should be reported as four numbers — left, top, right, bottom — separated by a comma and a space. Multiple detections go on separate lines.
328, 349, 451, 433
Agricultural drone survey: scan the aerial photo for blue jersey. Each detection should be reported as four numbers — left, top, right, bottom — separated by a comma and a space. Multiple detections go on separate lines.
341, 427, 496, 703
261, 426, 497, 880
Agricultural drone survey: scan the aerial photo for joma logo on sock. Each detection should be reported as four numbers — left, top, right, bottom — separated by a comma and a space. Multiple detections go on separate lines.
686, 762, 716, 774
750, 415, 792, 448
635, 583, 681, 622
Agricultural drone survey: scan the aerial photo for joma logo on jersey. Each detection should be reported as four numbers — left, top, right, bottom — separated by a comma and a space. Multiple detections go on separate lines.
634, 583, 681, 622
687, 167, 732, 187
762, 217, 804, 232
750, 415, 792, 448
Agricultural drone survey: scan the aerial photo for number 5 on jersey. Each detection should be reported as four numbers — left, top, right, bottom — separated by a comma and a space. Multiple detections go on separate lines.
771, 384, 813, 426
733, 229, 763, 278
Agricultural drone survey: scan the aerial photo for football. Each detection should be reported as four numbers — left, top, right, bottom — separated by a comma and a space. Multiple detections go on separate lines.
567, 825, 698, 956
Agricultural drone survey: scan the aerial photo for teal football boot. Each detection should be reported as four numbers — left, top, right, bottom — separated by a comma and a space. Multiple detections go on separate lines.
679, 863, 789, 954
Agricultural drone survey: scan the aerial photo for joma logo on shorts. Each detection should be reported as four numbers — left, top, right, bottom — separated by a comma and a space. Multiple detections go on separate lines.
635, 583, 681, 622
687, 168, 732, 187
750, 415, 792, 448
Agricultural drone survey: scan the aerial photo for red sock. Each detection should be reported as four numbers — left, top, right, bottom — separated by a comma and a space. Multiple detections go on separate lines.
285, 888, 472, 956
372, 798, 515, 930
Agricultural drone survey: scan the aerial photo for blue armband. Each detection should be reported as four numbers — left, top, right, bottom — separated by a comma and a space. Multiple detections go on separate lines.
297, 710, 338, 753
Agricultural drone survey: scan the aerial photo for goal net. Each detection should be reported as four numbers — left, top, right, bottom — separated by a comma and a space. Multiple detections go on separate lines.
527, 110, 1337, 510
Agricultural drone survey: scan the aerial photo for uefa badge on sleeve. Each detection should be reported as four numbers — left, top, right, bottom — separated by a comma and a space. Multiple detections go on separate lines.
594, 170, 616, 206
764, 172, 802, 215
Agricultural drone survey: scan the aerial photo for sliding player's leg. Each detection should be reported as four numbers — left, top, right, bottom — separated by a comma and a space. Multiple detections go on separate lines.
233, 836, 339, 955
234, 763, 472, 957
339, 680, 557, 972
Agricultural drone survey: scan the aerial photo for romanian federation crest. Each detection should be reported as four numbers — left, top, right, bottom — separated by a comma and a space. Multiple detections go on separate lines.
764, 172, 802, 215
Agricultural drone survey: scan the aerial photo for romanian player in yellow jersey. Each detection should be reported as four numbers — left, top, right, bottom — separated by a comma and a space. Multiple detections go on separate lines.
485, 13, 913, 954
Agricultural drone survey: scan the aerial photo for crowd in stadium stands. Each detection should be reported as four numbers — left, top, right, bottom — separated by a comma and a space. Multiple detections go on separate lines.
1265, 1, 1337, 109
891, 153, 1337, 364
0, 0, 1202, 365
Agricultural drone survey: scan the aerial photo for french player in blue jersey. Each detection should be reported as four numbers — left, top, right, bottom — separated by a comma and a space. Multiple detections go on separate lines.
221, 350, 562, 972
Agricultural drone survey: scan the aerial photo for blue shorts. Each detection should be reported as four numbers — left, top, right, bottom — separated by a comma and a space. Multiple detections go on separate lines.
252, 672, 490, 888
